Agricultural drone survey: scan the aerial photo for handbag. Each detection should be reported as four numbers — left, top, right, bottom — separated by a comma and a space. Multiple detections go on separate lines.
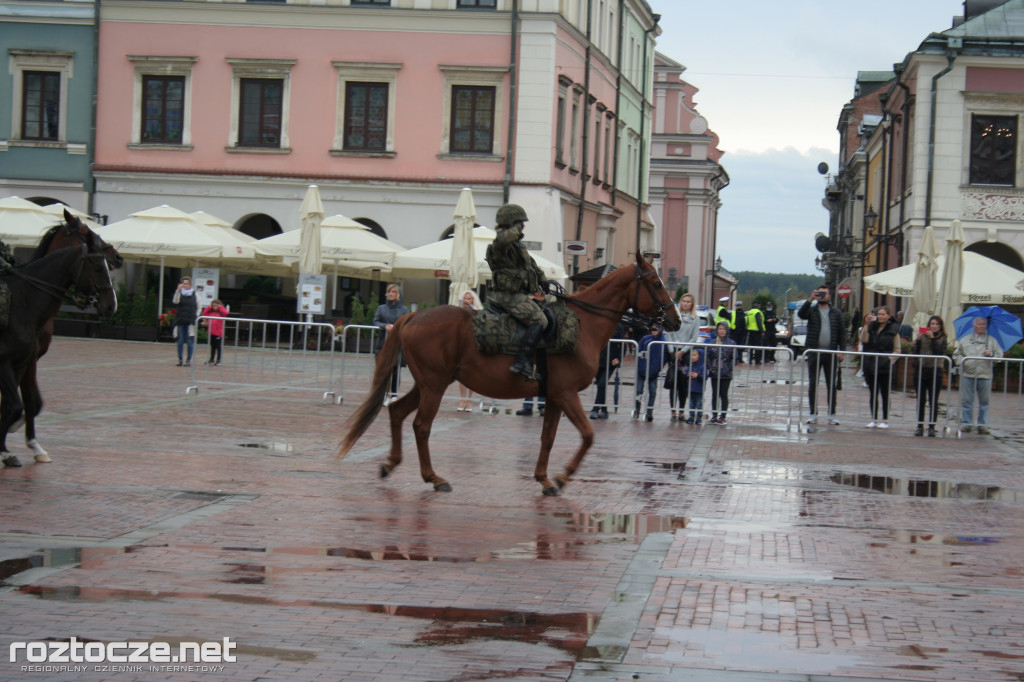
663, 369, 675, 390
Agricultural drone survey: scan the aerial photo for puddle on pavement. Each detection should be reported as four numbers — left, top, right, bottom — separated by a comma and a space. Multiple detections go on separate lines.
654, 629, 867, 672
639, 460, 685, 473
19, 585, 594, 654
239, 442, 293, 452
830, 472, 1024, 501
0, 548, 85, 585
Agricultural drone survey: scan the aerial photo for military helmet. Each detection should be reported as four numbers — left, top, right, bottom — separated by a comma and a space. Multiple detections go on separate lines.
495, 203, 528, 227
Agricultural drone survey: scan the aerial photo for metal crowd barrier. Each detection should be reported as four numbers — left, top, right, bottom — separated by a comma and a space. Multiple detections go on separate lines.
186, 316, 340, 401
799, 348, 957, 435
628, 340, 798, 427
950, 355, 1024, 436
585, 338, 638, 414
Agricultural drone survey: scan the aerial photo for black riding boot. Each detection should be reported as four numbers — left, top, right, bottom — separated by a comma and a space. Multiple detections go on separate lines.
510, 324, 544, 382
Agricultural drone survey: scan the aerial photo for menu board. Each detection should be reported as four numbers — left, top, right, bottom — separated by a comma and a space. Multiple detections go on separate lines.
192, 268, 219, 309
297, 273, 327, 315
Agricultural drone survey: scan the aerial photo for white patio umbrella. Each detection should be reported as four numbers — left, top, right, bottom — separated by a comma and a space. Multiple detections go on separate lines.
298, 185, 324, 277
391, 226, 567, 281
862, 251, 1024, 306
936, 219, 966, 324
257, 213, 402, 270
0, 196, 64, 248
905, 225, 941, 331
448, 188, 478, 305
98, 205, 259, 315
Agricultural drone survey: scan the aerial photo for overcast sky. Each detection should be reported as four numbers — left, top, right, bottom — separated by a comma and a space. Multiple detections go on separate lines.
649, 0, 966, 275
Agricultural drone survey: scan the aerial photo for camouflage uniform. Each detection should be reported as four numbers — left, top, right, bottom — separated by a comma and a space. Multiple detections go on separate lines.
485, 204, 547, 380
0, 240, 14, 329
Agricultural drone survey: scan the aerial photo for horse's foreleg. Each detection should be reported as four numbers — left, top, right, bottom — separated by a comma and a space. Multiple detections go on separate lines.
410, 391, 450, 492
534, 404, 565, 496
381, 385, 419, 478
20, 368, 49, 462
0, 369, 24, 468
551, 397, 594, 493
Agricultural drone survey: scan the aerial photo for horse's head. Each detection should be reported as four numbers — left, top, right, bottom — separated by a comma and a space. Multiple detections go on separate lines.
63, 208, 124, 269
630, 252, 681, 331
67, 219, 118, 317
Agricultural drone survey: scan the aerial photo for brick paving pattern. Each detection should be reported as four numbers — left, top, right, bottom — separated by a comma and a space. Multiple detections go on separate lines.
0, 338, 1022, 681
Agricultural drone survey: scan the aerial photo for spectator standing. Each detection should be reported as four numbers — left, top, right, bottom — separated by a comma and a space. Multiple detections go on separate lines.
664, 293, 700, 422
858, 306, 901, 428
172, 276, 199, 367
705, 322, 737, 424
457, 290, 482, 411
517, 396, 545, 416
896, 310, 914, 342
200, 298, 230, 366
373, 283, 411, 403
590, 321, 627, 419
633, 325, 666, 422
685, 348, 706, 425
953, 316, 1003, 434
798, 285, 845, 424
763, 302, 779, 363
731, 301, 748, 362
746, 302, 765, 364
912, 315, 948, 437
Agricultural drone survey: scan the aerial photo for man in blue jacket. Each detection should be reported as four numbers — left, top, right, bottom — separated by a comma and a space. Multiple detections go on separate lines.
633, 324, 666, 422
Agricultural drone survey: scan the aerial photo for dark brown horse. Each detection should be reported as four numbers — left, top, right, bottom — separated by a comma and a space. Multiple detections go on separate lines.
339, 252, 681, 495
6, 210, 123, 466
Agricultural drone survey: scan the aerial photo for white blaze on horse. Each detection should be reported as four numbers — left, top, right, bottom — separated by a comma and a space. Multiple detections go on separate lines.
338, 252, 681, 496
0, 210, 120, 467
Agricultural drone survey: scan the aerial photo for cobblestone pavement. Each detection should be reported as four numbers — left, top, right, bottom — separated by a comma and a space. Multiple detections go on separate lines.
1, 338, 1023, 681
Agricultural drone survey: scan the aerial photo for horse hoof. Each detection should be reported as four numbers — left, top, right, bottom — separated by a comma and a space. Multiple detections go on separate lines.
542, 486, 560, 496
434, 482, 452, 492
380, 463, 392, 478
554, 474, 568, 489
34, 453, 52, 463
2, 455, 22, 468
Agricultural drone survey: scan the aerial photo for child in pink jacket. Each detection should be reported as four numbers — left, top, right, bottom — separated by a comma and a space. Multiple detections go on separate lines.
200, 299, 230, 365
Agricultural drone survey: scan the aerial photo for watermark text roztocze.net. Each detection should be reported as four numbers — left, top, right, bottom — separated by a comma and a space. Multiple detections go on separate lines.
10, 637, 237, 664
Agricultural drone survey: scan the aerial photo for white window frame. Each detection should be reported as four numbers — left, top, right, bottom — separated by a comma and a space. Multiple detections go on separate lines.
226, 58, 295, 153
8, 50, 73, 147
438, 65, 506, 161
128, 55, 197, 150
331, 61, 401, 157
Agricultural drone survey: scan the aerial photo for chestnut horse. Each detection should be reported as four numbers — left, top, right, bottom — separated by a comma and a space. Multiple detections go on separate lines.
339, 252, 682, 495
6, 210, 123, 466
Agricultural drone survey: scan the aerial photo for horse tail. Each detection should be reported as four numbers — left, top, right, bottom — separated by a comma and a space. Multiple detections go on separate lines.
337, 314, 410, 459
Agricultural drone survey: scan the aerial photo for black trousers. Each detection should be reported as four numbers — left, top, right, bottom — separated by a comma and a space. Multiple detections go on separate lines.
916, 369, 944, 426
806, 352, 838, 416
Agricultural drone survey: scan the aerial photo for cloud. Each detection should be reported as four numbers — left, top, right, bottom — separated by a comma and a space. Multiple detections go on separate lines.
715, 147, 834, 275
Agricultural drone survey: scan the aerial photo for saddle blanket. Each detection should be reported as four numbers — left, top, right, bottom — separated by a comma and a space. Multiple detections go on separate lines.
472, 300, 579, 356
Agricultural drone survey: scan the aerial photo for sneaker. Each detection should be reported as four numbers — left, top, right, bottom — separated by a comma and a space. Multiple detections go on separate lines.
589, 409, 601, 420
962, 425, 972, 433
719, 416, 727, 424
927, 426, 937, 437
694, 419, 702, 426
806, 416, 818, 424
866, 422, 877, 428
516, 408, 533, 416
878, 422, 888, 429
645, 412, 654, 422
597, 410, 609, 420
685, 417, 694, 424
977, 426, 990, 435
828, 418, 840, 425
914, 426, 924, 437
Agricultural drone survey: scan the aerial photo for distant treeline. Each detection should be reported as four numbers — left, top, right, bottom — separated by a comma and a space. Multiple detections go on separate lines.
731, 271, 822, 310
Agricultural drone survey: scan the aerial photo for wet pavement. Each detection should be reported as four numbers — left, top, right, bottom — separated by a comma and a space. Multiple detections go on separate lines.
1, 338, 1023, 681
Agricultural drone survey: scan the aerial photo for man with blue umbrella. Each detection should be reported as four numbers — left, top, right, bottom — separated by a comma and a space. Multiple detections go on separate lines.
953, 313, 1006, 434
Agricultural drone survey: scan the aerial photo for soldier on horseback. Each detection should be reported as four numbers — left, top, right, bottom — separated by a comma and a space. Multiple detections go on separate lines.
485, 203, 547, 382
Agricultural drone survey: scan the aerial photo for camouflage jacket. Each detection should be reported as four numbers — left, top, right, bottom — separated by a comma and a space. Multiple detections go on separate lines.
485, 226, 545, 295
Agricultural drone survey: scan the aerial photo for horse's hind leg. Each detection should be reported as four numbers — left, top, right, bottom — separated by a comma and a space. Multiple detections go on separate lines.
20, 367, 49, 462
380, 385, 419, 478
0, 369, 25, 468
551, 397, 595, 492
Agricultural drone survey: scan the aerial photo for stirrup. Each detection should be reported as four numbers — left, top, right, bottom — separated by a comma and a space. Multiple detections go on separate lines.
510, 361, 539, 382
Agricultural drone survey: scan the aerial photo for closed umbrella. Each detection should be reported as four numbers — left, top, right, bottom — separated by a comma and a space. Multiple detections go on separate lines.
906, 225, 941, 331
935, 219, 966, 325
298, 185, 324, 277
448, 188, 478, 305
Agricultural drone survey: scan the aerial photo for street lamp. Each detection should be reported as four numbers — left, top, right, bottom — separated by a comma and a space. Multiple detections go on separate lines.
704, 256, 722, 307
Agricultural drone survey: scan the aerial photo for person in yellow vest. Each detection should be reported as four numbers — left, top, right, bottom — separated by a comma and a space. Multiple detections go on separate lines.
746, 302, 766, 364
715, 296, 732, 329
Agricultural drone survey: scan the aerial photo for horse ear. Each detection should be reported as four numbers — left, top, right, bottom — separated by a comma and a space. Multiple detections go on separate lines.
635, 251, 646, 267
63, 208, 79, 226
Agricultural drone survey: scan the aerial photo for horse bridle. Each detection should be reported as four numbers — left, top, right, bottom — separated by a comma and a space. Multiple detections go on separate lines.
561, 262, 671, 326
6, 242, 114, 310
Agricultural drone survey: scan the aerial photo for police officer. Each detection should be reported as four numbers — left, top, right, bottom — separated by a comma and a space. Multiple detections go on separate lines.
746, 302, 765, 364
485, 203, 548, 382
763, 302, 779, 363
731, 301, 748, 362
715, 296, 732, 328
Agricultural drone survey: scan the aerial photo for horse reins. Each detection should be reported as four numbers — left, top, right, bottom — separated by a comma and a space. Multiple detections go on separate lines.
4, 242, 113, 310
559, 263, 671, 327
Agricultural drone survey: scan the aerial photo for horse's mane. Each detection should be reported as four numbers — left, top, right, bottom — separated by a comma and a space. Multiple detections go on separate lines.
29, 224, 65, 262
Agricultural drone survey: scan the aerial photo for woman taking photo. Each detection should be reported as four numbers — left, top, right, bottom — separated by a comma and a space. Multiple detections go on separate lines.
704, 322, 737, 424
912, 315, 948, 437
664, 293, 700, 422
858, 306, 901, 429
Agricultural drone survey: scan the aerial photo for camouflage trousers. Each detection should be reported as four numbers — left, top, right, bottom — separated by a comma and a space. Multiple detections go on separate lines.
490, 292, 547, 328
